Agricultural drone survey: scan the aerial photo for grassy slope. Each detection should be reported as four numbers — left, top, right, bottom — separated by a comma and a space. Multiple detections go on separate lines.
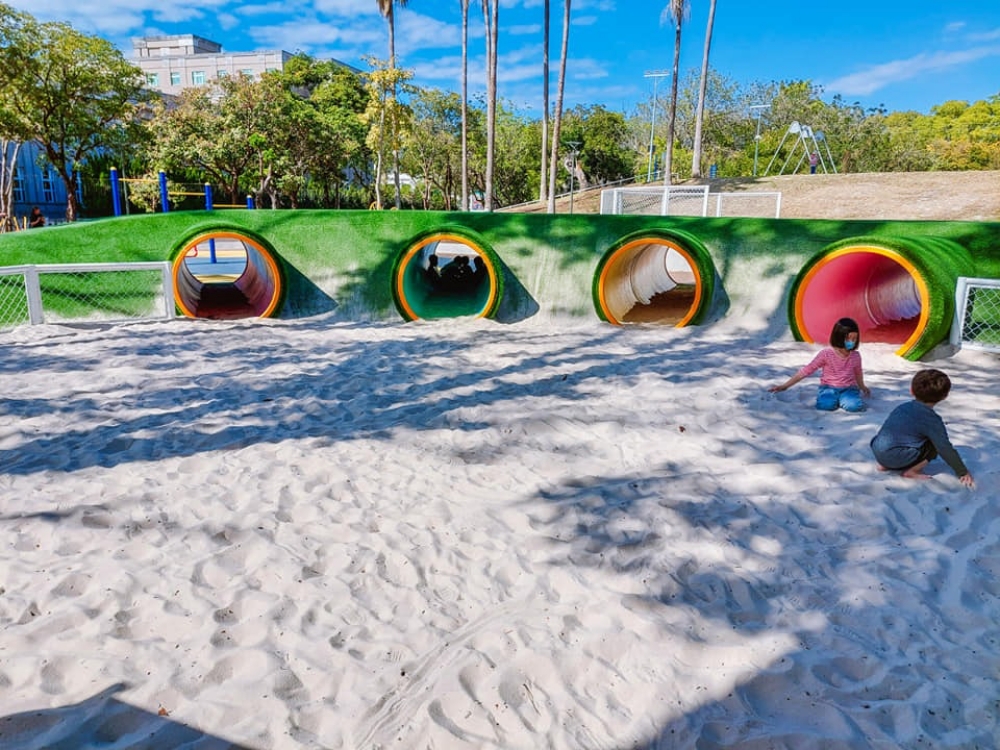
1, 209, 998, 356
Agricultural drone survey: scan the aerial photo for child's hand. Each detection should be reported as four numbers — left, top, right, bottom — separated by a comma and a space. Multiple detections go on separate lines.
768, 385, 784, 393
860, 385, 871, 398
959, 474, 975, 489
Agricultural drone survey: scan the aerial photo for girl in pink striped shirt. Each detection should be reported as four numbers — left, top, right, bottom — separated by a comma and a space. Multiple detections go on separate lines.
769, 317, 871, 412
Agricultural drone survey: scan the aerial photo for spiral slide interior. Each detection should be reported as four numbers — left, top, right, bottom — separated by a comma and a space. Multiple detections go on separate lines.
595, 236, 707, 325
173, 232, 284, 319
393, 234, 500, 320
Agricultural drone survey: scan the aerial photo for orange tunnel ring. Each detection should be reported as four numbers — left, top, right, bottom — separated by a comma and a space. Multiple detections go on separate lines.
391, 230, 503, 321
593, 230, 716, 326
789, 237, 976, 360
172, 230, 285, 320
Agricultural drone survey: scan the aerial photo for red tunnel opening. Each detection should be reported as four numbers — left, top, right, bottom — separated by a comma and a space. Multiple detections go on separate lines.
795, 248, 926, 346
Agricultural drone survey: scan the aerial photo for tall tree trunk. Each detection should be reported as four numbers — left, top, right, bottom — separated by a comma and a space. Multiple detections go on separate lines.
546, 0, 571, 214
460, 0, 470, 211
388, 8, 402, 209
482, 0, 499, 211
664, 21, 682, 185
539, 0, 550, 203
691, 0, 716, 179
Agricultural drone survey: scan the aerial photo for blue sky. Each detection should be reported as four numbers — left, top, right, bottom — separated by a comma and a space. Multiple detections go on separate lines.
19, 0, 1000, 117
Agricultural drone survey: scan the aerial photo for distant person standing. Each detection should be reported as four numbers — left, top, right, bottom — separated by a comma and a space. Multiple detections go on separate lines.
809, 152, 819, 174
28, 207, 45, 228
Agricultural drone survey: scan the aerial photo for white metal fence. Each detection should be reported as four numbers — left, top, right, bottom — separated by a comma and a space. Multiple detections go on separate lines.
0, 262, 175, 328
600, 185, 782, 218
951, 276, 1000, 352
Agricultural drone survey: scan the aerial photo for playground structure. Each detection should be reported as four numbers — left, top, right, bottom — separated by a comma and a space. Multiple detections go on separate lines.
110, 169, 255, 217
764, 122, 837, 176
0, 209, 998, 360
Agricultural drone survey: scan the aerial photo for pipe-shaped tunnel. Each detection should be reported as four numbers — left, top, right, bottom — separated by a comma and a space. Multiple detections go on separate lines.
593, 232, 716, 326
791, 237, 976, 360
172, 231, 285, 319
392, 232, 503, 321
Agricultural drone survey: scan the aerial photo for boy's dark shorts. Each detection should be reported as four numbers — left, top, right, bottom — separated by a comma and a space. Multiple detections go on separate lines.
870, 438, 938, 471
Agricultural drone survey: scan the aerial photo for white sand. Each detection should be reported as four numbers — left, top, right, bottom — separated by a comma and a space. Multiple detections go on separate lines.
1, 315, 997, 749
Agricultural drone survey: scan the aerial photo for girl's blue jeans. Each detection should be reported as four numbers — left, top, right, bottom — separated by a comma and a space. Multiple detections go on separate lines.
816, 385, 865, 412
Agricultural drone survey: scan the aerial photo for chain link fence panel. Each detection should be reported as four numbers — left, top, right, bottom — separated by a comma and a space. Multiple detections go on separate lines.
0, 263, 175, 329
951, 277, 1000, 352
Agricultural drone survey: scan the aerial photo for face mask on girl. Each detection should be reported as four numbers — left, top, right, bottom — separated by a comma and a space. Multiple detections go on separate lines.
844, 340, 856, 351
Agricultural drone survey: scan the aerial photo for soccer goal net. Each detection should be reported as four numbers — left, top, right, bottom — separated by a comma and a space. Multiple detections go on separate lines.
951, 277, 1000, 352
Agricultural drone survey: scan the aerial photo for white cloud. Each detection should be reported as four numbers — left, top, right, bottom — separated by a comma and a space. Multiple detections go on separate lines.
237, 3, 297, 19
824, 45, 1000, 96
967, 27, 1000, 42
247, 19, 381, 53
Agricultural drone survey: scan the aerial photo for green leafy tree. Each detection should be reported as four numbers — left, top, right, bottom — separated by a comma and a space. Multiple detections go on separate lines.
147, 86, 253, 204
0, 3, 148, 221
561, 105, 632, 185
362, 60, 414, 209
404, 88, 463, 209
301, 65, 370, 207
493, 104, 542, 207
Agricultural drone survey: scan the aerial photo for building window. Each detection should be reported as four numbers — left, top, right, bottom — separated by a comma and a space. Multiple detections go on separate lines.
13, 173, 23, 202
241, 69, 254, 78
42, 169, 54, 203
217, 70, 229, 79
170, 72, 181, 86
266, 68, 278, 74
191, 70, 206, 85
145, 73, 159, 87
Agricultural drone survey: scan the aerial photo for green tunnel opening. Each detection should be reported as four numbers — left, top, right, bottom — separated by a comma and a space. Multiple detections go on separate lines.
392, 232, 502, 321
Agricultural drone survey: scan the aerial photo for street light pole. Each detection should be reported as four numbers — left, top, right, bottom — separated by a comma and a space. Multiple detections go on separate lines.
749, 103, 769, 177
644, 70, 669, 182
564, 140, 581, 213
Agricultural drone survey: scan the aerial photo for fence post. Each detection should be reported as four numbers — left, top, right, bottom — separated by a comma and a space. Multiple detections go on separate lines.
161, 261, 176, 320
23, 267, 44, 324
110, 167, 122, 217
159, 171, 170, 213
204, 183, 213, 211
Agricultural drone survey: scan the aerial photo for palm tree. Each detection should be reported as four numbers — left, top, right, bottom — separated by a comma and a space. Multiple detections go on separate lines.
546, 0, 571, 213
539, 0, 550, 203
460, 0, 470, 210
481, 0, 499, 211
661, 0, 688, 185
376, 0, 409, 208
691, 0, 717, 179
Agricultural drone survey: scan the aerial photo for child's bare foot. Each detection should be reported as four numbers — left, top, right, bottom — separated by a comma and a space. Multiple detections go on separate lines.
901, 468, 932, 480
876, 463, 888, 472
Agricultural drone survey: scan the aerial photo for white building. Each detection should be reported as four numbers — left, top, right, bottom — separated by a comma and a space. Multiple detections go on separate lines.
8, 141, 70, 226
132, 34, 291, 95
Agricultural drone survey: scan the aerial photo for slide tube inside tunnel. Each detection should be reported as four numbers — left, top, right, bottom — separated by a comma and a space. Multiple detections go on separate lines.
392, 230, 503, 321
593, 230, 716, 326
789, 236, 976, 360
171, 229, 285, 320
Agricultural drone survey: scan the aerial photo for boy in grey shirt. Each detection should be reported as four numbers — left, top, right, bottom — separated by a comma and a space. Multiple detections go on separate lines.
870, 369, 975, 488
